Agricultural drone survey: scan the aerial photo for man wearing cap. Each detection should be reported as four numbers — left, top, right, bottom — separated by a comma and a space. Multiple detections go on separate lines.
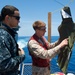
27, 20, 68, 75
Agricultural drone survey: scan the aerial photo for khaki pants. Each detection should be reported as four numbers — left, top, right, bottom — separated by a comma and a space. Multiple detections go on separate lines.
32, 66, 50, 75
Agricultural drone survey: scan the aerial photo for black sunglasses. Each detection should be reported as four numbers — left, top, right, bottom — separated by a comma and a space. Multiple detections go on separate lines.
12, 16, 20, 20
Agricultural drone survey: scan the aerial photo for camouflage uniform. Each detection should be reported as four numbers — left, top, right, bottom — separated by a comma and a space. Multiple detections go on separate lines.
0, 23, 25, 75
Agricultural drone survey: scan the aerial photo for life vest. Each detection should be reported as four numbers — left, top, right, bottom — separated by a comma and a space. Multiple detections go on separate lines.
29, 34, 50, 67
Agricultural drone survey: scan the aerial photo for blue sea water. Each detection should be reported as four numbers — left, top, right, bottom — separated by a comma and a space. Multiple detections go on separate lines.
18, 36, 75, 74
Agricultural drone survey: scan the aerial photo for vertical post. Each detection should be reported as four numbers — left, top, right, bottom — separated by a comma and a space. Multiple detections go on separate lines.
48, 12, 51, 42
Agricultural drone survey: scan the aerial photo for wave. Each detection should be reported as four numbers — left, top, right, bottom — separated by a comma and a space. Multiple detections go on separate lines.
17, 39, 28, 48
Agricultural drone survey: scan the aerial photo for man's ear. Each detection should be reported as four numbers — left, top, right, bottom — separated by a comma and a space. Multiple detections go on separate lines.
6, 15, 10, 20
8, 17, 10, 20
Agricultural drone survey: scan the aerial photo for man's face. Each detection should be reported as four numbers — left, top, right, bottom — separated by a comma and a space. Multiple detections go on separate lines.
36, 26, 46, 37
9, 10, 20, 28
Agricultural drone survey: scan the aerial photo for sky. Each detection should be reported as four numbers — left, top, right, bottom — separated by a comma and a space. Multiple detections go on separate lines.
0, 0, 75, 36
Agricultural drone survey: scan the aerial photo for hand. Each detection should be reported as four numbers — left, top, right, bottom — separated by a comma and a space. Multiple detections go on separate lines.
18, 48, 25, 56
59, 38, 68, 48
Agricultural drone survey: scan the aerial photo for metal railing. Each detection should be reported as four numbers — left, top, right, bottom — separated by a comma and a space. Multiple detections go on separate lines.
20, 63, 32, 75
20, 63, 75, 75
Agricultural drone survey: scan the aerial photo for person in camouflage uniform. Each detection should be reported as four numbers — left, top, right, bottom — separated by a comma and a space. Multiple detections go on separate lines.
27, 20, 68, 75
0, 5, 25, 75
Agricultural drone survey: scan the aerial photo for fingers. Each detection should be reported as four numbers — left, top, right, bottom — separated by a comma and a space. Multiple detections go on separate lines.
18, 48, 25, 55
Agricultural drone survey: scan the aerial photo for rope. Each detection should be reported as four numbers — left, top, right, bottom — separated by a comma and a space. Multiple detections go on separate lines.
54, 0, 65, 6
66, 0, 74, 6
52, 0, 74, 14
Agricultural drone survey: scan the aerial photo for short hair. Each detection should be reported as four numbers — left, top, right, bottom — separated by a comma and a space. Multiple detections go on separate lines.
33, 20, 46, 30
1, 5, 19, 20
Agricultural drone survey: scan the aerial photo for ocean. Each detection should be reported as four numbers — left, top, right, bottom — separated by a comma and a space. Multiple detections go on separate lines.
17, 36, 75, 74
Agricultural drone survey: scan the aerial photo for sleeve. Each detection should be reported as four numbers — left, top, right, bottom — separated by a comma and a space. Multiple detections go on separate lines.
42, 36, 60, 49
28, 40, 61, 60
0, 30, 25, 72
48, 40, 59, 48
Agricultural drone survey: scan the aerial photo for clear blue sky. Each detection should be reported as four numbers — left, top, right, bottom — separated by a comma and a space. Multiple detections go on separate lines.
0, 0, 75, 36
